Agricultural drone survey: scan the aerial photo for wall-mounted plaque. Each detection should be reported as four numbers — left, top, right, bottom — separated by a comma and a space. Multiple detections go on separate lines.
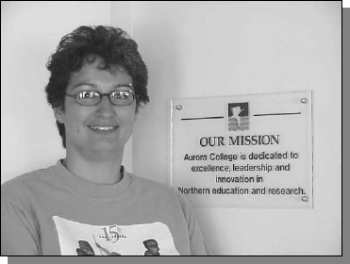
170, 91, 313, 208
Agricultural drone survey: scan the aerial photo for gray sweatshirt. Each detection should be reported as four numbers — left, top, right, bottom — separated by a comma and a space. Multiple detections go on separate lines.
1, 161, 207, 255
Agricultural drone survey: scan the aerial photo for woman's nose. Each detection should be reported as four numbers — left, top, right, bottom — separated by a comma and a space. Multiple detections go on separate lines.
96, 95, 116, 116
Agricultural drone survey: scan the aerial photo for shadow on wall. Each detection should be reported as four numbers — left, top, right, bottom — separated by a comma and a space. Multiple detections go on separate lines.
133, 20, 182, 185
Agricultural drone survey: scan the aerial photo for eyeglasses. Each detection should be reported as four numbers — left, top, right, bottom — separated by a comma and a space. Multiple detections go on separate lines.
65, 84, 136, 106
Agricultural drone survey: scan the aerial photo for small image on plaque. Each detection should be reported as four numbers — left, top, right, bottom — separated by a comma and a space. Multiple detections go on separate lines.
228, 102, 249, 131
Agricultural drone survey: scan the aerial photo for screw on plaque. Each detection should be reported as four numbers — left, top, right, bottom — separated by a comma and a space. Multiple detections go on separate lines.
301, 195, 309, 202
175, 105, 183, 111
300, 98, 308, 104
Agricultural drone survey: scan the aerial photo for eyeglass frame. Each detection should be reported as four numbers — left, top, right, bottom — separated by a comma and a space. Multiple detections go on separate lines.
65, 83, 136, 106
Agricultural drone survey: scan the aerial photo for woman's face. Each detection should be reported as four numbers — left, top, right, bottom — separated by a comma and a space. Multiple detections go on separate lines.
55, 56, 136, 160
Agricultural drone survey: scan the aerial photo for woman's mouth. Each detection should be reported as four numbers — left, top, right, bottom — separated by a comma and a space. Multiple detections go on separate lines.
87, 125, 119, 133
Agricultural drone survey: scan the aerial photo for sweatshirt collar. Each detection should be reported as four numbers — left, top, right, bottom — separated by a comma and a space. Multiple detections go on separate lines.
51, 159, 132, 199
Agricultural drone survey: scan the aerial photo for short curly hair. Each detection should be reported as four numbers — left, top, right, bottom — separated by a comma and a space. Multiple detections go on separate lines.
45, 25, 149, 148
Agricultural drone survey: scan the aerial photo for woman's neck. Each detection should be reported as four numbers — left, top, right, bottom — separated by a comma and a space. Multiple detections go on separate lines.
64, 149, 124, 185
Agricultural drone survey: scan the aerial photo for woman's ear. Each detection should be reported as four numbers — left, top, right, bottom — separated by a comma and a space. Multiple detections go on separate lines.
54, 107, 65, 124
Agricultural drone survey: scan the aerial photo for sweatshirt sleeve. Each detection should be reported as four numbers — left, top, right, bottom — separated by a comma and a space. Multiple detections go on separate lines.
1, 181, 41, 255
177, 194, 208, 255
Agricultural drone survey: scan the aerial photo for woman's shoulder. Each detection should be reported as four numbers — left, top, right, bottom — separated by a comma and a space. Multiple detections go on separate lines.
127, 172, 185, 204
2, 164, 57, 198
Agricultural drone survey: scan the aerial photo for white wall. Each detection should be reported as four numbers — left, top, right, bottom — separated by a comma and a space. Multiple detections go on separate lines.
1, 2, 134, 183
129, 1, 341, 254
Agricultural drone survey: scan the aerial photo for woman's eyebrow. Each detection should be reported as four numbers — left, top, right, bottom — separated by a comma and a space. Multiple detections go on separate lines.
112, 83, 133, 88
71, 82, 97, 90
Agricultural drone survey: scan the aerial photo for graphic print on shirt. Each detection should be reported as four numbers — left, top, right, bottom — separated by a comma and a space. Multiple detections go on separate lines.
52, 216, 179, 255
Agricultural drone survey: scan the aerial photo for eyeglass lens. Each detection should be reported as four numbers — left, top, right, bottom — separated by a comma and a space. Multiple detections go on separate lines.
75, 87, 134, 106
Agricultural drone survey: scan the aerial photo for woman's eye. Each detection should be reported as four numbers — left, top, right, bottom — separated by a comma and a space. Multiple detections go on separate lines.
80, 91, 97, 99
117, 91, 130, 99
